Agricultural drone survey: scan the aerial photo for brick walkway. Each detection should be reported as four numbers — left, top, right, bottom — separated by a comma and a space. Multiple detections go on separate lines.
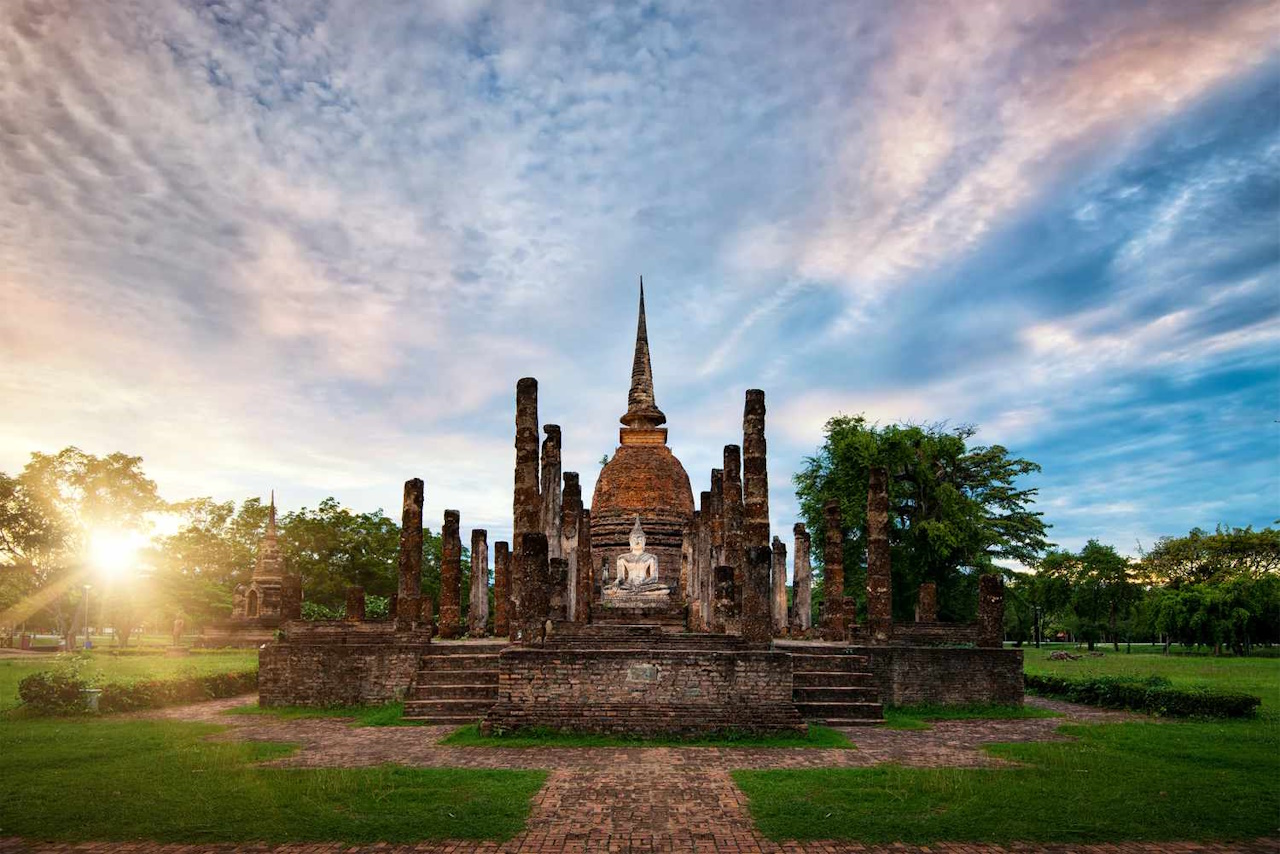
4, 697, 1271, 854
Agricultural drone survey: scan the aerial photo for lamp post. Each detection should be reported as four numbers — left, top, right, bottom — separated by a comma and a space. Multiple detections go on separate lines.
82, 584, 92, 650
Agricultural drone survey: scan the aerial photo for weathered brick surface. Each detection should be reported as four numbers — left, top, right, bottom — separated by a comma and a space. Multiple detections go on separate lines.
722, 445, 744, 611
893, 620, 980, 645
916, 581, 938, 623
979, 573, 1006, 648
439, 509, 463, 639
485, 646, 803, 735
869, 644, 1023, 705
494, 541, 511, 639
258, 622, 429, 707
741, 545, 772, 645
790, 523, 812, 634
865, 466, 892, 644
820, 499, 845, 640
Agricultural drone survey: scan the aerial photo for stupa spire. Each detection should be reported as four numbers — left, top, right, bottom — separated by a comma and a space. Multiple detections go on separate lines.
621, 276, 667, 429
267, 490, 277, 535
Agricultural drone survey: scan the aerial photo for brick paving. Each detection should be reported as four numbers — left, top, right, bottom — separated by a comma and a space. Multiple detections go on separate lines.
5, 696, 1271, 854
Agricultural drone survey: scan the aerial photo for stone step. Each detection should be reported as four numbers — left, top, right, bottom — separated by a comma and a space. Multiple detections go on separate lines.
414, 669, 498, 686
789, 653, 871, 672
401, 713, 485, 725
418, 653, 501, 671
410, 683, 498, 701
794, 701, 883, 720
792, 670, 875, 688
403, 698, 496, 718
425, 642, 509, 655
820, 717, 885, 727
793, 686, 879, 703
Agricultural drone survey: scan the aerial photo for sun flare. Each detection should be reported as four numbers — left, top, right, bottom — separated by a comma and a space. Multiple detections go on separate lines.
88, 529, 144, 579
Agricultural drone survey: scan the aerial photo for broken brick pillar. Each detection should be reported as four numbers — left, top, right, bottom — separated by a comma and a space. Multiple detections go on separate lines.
742, 545, 773, 645
548, 557, 569, 623
469, 529, 489, 636
680, 518, 693, 606
709, 469, 725, 629
576, 508, 593, 624
723, 445, 745, 613
712, 565, 736, 635
916, 582, 938, 623
697, 492, 712, 630
396, 478, 424, 624
494, 541, 511, 639
743, 390, 769, 553
514, 532, 550, 644
865, 466, 893, 645
978, 574, 1005, 648
791, 523, 812, 634
542, 425, 563, 560
560, 472, 582, 621
439, 509, 463, 639
344, 586, 365, 622
771, 536, 788, 635
514, 378, 541, 546
821, 499, 846, 641
419, 596, 434, 635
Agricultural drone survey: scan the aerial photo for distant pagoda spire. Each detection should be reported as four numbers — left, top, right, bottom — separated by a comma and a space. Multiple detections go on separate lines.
254, 490, 283, 578
621, 276, 667, 429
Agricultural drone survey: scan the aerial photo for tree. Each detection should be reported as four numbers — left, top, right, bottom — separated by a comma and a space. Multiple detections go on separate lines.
794, 416, 1050, 621
1039, 540, 1138, 651
1139, 526, 1280, 587
5, 448, 163, 645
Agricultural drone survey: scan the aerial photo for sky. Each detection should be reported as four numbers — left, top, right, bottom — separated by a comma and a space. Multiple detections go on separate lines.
1, 0, 1277, 566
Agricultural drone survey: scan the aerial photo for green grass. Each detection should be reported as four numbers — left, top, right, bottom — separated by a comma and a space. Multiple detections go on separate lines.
226, 700, 427, 727
0, 650, 258, 712
0, 716, 546, 842
441, 722, 853, 749
882, 702, 1061, 731
735, 717, 1280, 843
1022, 647, 1280, 716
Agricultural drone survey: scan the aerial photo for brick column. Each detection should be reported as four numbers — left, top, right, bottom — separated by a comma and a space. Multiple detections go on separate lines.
561, 472, 582, 621
791, 523, 812, 634
771, 536, 788, 635
865, 466, 893, 644
494, 541, 511, 639
576, 508, 593, 624
916, 582, 938, 623
742, 545, 773, 645
439, 509, 462, 639
344, 586, 365, 622
822, 499, 846, 641
541, 425, 563, 560
396, 478, 424, 624
723, 445, 744, 610
514, 378, 541, 545
978, 574, 1005, 648
469, 529, 489, 636
514, 532, 550, 644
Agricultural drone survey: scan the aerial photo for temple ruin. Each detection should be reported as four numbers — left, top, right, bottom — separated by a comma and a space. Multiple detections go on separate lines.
258, 281, 1023, 728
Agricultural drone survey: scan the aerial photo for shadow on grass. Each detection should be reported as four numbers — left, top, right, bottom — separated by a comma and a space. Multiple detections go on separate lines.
734, 717, 1280, 843
882, 702, 1062, 731
224, 700, 430, 727
0, 716, 546, 842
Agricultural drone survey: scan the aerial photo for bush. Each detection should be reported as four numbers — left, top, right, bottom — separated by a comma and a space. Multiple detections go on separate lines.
1026, 673, 1260, 718
18, 654, 257, 716
97, 671, 257, 713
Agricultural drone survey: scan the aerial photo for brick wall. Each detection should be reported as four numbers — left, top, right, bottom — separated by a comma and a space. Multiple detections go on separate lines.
861, 645, 1024, 706
891, 622, 981, 646
484, 647, 804, 735
258, 620, 430, 707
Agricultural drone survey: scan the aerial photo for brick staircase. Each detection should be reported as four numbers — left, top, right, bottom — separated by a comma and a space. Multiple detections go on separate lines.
402, 641, 506, 724
784, 645, 884, 726
545, 622, 747, 651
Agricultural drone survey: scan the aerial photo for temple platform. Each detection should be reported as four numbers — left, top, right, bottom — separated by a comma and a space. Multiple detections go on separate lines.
588, 600, 688, 632
481, 621, 805, 736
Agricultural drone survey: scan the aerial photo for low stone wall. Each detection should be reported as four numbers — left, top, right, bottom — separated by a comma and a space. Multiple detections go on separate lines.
258, 620, 431, 707
484, 646, 805, 735
863, 645, 1024, 706
891, 622, 982, 646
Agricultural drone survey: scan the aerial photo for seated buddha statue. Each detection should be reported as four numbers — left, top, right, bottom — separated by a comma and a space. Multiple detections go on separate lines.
605, 517, 671, 598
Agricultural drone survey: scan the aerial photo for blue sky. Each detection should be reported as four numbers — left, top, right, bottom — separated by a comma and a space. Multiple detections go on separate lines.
0, 0, 1276, 564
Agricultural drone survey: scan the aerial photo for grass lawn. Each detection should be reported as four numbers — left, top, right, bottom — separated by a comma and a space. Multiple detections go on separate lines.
735, 717, 1280, 843
1021, 646, 1280, 715
0, 650, 258, 712
442, 722, 853, 749
226, 700, 426, 727
882, 702, 1061, 731
0, 716, 546, 842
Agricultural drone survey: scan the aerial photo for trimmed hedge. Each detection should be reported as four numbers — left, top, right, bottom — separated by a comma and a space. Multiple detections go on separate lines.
18, 668, 258, 715
1026, 673, 1260, 719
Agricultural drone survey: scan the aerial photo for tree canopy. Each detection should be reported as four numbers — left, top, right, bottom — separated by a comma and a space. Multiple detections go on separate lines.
794, 415, 1050, 622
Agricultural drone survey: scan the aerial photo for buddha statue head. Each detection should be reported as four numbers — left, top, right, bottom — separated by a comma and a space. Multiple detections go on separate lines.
629, 516, 647, 554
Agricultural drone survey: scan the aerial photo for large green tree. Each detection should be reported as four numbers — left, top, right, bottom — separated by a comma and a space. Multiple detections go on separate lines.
1038, 540, 1138, 651
4, 448, 164, 644
1139, 525, 1280, 587
794, 416, 1050, 622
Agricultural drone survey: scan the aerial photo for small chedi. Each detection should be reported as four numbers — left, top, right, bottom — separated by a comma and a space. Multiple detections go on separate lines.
198, 495, 301, 648
258, 279, 1021, 733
